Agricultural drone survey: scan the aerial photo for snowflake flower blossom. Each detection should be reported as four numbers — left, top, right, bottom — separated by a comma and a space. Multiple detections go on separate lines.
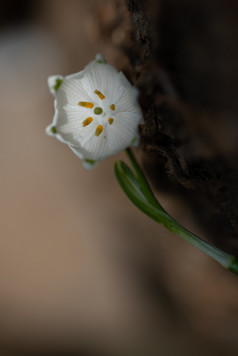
47, 54, 143, 168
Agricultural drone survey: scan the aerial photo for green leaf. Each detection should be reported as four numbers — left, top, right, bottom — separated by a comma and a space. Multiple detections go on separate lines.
114, 149, 238, 274
125, 148, 164, 210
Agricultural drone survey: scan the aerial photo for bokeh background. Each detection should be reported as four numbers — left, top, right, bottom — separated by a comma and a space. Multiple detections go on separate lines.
1, 0, 238, 355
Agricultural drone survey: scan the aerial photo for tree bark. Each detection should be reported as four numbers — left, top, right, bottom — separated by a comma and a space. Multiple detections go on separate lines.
124, 0, 238, 255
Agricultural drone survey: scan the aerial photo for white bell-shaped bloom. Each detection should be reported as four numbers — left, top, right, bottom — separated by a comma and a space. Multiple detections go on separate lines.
47, 54, 143, 168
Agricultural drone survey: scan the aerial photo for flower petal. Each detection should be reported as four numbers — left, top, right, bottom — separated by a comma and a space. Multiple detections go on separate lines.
46, 54, 144, 167
48, 75, 63, 95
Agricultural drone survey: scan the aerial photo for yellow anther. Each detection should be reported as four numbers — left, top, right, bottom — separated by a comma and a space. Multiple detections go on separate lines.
110, 104, 115, 111
78, 101, 94, 109
82, 117, 93, 127
94, 90, 105, 100
95, 125, 103, 136
108, 118, 114, 125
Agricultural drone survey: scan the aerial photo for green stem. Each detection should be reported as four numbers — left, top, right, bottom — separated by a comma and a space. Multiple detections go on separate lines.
116, 148, 238, 275
125, 148, 165, 210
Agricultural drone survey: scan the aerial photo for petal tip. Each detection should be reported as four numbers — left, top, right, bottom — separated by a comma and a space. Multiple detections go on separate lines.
83, 159, 98, 170
48, 75, 63, 94
46, 124, 57, 136
95, 54, 106, 64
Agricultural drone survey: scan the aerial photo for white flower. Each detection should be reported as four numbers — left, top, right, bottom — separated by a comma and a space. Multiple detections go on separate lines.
46, 54, 143, 168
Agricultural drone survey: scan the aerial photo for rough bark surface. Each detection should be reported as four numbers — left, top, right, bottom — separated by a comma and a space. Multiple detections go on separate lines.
123, 0, 238, 255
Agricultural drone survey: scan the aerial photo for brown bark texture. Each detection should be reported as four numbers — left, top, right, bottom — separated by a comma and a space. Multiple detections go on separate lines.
124, 0, 238, 255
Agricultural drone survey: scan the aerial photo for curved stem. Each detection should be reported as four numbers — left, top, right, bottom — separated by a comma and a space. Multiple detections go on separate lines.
125, 148, 163, 209
115, 148, 238, 275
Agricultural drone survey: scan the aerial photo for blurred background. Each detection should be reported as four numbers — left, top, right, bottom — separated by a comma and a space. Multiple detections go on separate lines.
1, 0, 238, 355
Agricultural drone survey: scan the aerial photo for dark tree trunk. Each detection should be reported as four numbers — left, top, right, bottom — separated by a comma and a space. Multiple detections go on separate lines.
124, 0, 238, 255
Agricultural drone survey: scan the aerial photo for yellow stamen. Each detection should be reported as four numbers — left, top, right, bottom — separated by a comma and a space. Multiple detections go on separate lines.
108, 118, 114, 125
78, 101, 94, 109
95, 125, 103, 136
82, 117, 93, 127
94, 90, 105, 100
110, 104, 115, 111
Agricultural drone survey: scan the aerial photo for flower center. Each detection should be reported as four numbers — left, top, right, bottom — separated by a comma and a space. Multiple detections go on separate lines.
95, 125, 103, 136
94, 90, 105, 100
82, 117, 93, 126
94, 107, 103, 115
78, 101, 94, 109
